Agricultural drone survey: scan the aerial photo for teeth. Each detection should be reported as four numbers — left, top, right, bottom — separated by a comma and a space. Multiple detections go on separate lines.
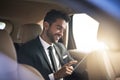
56, 36, 59, 40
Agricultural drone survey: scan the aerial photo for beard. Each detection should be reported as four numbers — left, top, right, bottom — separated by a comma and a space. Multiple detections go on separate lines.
46, 29, 59, 43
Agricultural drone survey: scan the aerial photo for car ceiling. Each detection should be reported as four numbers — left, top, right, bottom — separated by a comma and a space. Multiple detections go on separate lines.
86, 0, 120, 21
1, 0, 119, 21
22, 0, 120, 21
0, 0, 120, 50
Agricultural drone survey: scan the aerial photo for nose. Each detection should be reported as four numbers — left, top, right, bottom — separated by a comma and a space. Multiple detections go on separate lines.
59, 29, 64, 37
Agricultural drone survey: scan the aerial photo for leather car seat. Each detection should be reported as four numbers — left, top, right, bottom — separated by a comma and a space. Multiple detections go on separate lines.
0, 30, 44, 80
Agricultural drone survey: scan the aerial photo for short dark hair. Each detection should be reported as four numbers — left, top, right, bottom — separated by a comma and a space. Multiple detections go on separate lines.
44, 9, 70, 25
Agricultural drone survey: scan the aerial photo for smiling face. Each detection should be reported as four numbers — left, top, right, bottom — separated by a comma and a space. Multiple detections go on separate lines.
42, 18, 67, 44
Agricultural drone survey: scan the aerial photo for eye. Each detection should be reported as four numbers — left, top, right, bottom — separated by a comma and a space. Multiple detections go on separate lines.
56, 25, 65, 32
56, 25, 62, 30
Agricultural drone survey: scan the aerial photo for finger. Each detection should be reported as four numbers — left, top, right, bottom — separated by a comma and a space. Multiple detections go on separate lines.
65, 60, 78, 66
66, 70, 73, 75
67, 66, 74, 71
66, 66, 74, 75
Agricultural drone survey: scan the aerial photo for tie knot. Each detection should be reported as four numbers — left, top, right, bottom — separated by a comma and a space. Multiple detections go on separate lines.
48, 46, 53, 51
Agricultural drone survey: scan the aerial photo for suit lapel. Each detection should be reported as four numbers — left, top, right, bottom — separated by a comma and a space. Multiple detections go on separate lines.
53, 44, 64, 65
35, 37, 53, 72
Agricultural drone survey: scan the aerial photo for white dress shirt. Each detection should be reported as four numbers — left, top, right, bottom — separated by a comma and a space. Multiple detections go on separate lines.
39, 36, 61, 80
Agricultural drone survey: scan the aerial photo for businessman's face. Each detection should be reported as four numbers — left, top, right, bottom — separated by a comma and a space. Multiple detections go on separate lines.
46, 18, 67, 43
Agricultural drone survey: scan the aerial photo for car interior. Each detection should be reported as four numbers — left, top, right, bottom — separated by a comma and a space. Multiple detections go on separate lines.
0, 0, 120, 80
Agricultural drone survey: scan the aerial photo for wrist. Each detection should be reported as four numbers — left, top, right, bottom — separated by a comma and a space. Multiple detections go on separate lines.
54, 72, 60, 80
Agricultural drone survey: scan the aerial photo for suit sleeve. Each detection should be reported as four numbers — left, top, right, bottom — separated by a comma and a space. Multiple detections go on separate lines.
55, 43, 85, 80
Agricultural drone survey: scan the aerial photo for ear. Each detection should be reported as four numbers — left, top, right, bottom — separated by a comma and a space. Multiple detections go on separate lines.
43, 21, 49, 30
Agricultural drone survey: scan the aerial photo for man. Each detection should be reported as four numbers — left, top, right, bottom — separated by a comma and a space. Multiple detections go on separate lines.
18, 9, 78, 80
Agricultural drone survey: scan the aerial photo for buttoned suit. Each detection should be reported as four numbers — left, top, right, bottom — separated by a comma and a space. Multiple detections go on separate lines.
17, 36, 74, 80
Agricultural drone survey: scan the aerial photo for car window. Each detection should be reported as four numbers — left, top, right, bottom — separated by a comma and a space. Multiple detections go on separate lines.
72, 13, 108, 53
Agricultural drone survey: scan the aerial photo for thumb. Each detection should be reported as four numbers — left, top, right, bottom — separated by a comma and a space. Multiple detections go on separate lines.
64, 60, 78, 66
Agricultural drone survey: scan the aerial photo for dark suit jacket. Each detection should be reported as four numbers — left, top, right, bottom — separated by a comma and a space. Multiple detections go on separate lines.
17, 36, 74, 80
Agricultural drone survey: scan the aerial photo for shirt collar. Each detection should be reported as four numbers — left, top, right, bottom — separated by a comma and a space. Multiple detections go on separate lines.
39, 36, 53, 49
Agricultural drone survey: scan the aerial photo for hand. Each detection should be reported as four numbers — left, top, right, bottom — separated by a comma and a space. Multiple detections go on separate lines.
54, 60, 78, 79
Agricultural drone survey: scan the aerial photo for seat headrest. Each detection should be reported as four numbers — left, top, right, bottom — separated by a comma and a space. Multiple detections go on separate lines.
16, 23, 42, 43
0, 30, 16, 60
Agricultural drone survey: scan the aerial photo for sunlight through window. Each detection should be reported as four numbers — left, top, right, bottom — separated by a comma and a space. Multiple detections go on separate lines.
73, 14, 101, 53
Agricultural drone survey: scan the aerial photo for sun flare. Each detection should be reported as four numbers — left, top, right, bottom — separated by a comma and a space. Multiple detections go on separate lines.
73, 14, 109, 53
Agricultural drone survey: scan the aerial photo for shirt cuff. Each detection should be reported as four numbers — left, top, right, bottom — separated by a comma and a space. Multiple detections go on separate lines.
49, 73, 55, 80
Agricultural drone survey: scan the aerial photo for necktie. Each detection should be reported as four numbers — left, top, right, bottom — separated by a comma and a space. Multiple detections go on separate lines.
48, 46, 57, 72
